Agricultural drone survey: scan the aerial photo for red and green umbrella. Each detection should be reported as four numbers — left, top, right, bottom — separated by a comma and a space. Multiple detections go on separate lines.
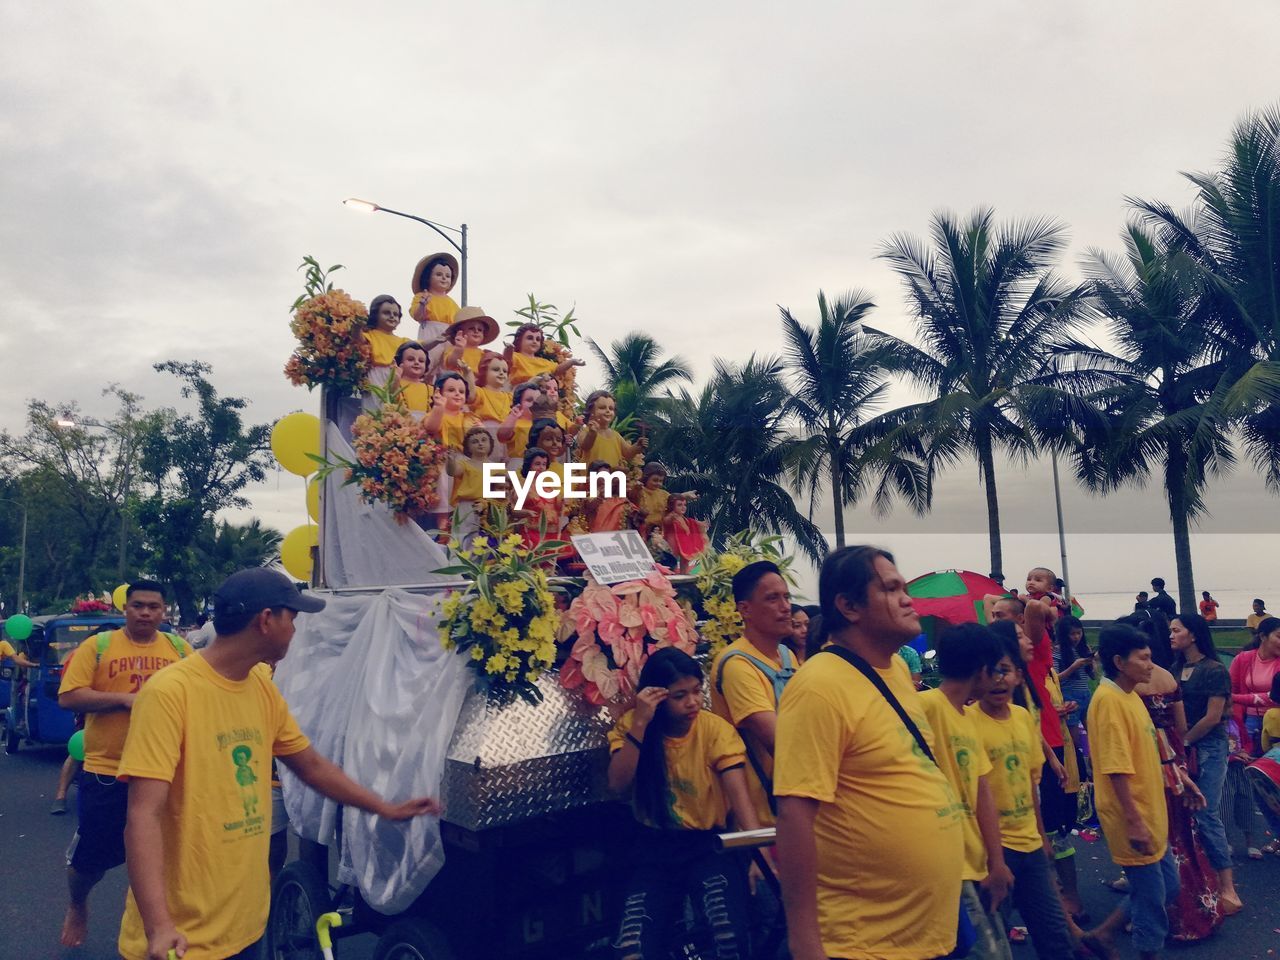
907, 570, 1006, 627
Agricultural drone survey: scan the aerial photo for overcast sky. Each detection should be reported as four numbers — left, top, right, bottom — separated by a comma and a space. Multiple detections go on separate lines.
3, 1, 1279, 602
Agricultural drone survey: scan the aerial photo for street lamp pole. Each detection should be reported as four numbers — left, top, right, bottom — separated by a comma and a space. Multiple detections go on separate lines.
342, 199, 468, 306
0, 498, 26, 612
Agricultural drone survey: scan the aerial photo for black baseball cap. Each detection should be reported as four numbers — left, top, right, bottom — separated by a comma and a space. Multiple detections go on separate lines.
213, 568, 326, 620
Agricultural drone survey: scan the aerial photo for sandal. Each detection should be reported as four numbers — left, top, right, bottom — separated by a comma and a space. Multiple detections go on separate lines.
1008, 926, 1028, 944
1262, 840, 1280, 856
1106, 876, 1129, 893
1247, 846, 1264, 860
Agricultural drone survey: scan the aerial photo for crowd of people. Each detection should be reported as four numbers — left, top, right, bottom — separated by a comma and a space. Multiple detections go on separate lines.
8, 546, 1280, 960
606, 554, 1280, 960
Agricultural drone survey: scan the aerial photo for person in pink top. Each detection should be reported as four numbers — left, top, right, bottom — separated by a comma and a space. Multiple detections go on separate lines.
1229, 616, 1280, 755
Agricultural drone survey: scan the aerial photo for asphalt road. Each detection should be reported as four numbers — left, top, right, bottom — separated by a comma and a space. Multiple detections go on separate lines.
3, 743, 1279, 960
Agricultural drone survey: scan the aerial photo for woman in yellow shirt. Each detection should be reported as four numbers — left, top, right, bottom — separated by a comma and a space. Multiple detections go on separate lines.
362, 295, 409, 390
976, 623, 1081, 958
607, 649, 757, 960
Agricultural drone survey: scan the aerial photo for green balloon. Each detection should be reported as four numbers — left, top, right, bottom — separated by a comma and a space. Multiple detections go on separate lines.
68, 730, 86, 762
4, 614, 32, 641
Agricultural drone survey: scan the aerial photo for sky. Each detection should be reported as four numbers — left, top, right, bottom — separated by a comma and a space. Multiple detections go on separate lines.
3, 0, 1279, 606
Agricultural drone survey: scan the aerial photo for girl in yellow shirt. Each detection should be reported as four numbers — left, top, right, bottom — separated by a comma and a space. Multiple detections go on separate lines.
576, 390, 647, 470
606, 649, 757, 960
470, 353, 512, 459
506, 323, 585, 386
390, 341, 432, 415
976, 623, 1081, 957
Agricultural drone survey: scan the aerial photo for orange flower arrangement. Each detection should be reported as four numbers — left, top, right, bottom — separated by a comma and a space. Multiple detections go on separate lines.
284, 256, 372, 393
320, 392, 448, 520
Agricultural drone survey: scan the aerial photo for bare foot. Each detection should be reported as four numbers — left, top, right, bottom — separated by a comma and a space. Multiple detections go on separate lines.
60, 903, 88, 948
1080, 931, 1120, 960
1220, 893, 1244, 916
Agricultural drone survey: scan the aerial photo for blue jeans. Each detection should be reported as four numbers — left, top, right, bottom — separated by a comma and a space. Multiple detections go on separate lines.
1190, 732, 1232, 870
1001, 847, 1074, 960
1123, 847, 1179, 953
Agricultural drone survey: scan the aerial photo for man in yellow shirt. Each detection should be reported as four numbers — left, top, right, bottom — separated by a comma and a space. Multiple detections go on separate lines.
710, 560, 797, 827
918, 623, 1014, 960
119, 568, 441, 960
1247, 597, 1269, 630
56, 579, 189, 949
775, 546, 964, 960
1085, 625, 1190, 960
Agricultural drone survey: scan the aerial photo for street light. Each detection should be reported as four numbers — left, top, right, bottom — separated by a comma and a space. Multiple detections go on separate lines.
342, 198, 469, 307
0, 497, 27, 613
52, 416, 132, 580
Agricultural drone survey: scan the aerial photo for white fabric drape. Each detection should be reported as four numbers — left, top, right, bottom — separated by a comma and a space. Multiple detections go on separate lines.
276, 588, 472, 913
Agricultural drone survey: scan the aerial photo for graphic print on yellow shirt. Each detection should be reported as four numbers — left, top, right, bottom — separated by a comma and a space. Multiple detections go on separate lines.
969, 703, 1044, 853
607, 710, 746, 831
1088, 679, 1168, 866
920, 688, 995, 880
710, 637, 789, 826
58, 629, 190, 775
774, 653, 964, 960
116, 656, 310, 960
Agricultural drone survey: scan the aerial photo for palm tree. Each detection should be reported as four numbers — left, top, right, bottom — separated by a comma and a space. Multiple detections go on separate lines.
867, 208, 1091, 581
586, 333, 692, 425
1133, 105, 1280, 491
1080, 225, 1234, 612
650, 356, 828, 564
780, 290, 926, 547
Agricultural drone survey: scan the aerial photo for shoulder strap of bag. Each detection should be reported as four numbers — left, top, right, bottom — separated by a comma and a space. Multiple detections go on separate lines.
94, 630, 112, 668
714, 646, 797, 705
164, 633, 188, 659
818, 644, 936, 765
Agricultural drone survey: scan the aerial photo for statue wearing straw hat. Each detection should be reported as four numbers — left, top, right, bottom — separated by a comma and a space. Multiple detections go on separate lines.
409, 251, 461, 347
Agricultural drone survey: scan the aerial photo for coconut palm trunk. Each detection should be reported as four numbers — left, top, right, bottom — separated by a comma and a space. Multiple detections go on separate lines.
1165, 441, 1196, 615
975, 428, 1004, 582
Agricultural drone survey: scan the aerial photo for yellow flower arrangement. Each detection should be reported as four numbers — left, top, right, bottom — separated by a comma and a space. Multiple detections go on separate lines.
694, 530, 797, 659
284, 257, 371, 394
435, 506, 566, 705
316, 383, 447, 519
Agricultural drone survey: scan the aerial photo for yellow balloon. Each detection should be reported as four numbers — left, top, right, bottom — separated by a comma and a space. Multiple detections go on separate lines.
306, 477, 321, 523
271, 412, 322, 477
280, 524, 319, 582
112, 583, 129, 611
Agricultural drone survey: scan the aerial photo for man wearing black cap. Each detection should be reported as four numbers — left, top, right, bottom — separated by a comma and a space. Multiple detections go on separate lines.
116, 569, 441, 960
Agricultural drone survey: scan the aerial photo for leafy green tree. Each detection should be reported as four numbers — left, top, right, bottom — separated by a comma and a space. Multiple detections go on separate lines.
867, 208, 1090, 580
586, 332, 692, 425
780, 290, 928, 548
649, 356, 828, 564
134, 361, 273, 620
1133, 106, 1280, 493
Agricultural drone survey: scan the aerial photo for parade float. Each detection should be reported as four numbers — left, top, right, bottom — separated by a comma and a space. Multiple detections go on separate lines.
264, 257, 783, 960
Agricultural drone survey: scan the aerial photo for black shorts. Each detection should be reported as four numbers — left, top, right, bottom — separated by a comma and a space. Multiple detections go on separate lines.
66, 771, 128, 873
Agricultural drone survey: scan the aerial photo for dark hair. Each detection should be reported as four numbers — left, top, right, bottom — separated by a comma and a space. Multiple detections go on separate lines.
417, 256, 455, 292
1202, 591, 1211, 599
1054, 578, 1066, 590
583, 389, 615, 421
1098, 624, 1150, 678
1271, 672, 1280, 706
1256, 617, 1280, 641
805, 613, 827, 659
512, 383, 541, 407
1152, 578, 1165, 590
1131, 611, 1173, 668
790, 603, 805, 616
1171, 613, 1219, 664
434, 370, 471, 399
367, 294, 401, 329
126, 579, 166, 601
641, 462, 668, 481
1137, 591, 1149, 600
394, 340, 427, 365
587, 459, 612, 473
732, 560, 782, 604
633, 648, 704, 828
993, 595, 1026, 616
935, 623, 1004, 681
461, 426, 493, 457
818, 545, 894, 630
987, 621, 1039, 711
529, 418, 564, 450
522, 446, 550, 475
1254, 598, 1266, 607
1054, 616, 1089, 663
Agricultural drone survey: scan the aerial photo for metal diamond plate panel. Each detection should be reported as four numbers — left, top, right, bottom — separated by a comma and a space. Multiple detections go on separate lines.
442, 673, 616, 831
